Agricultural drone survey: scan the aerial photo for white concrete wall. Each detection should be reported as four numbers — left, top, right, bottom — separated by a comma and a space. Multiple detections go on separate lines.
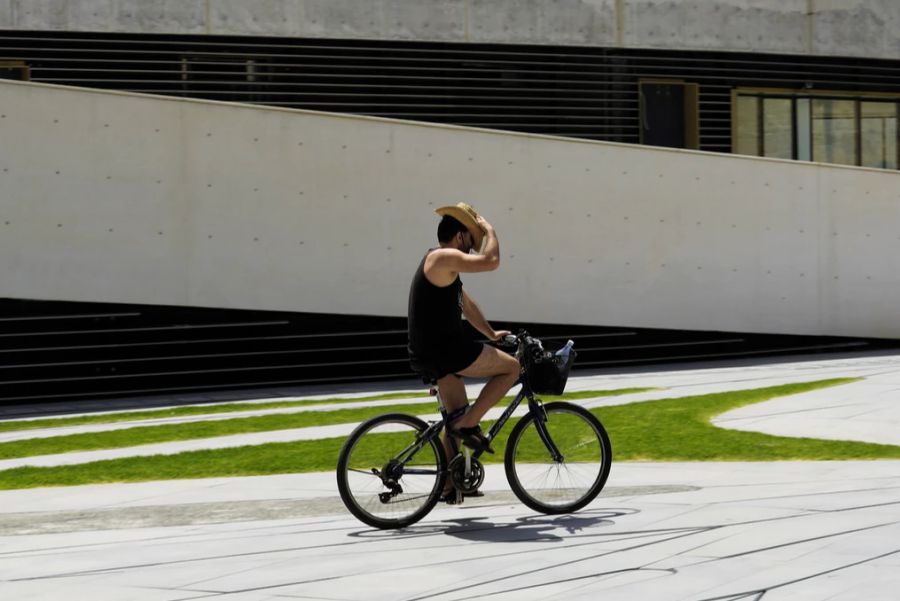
1, 0, 900, 61
1, 79, 899, 338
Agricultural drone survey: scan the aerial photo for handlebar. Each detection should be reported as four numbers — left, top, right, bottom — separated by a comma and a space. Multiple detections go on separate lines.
496, 330, 545, 358
497, 331, 577, 393
496, 330, 532, 348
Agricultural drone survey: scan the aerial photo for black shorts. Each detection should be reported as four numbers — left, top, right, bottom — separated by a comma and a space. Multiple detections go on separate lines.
409, 339, 484, 383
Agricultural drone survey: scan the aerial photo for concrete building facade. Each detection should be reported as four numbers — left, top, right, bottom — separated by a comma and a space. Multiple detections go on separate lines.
1, 1, 898, 399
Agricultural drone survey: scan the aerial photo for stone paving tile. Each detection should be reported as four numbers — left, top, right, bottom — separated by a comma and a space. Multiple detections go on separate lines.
1, 461, 899, 600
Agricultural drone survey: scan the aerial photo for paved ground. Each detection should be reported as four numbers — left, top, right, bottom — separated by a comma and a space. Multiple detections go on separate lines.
2, 352, 900, 600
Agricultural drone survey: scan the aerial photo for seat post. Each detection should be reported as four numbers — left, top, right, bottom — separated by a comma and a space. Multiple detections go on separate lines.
429, 385, 444, 410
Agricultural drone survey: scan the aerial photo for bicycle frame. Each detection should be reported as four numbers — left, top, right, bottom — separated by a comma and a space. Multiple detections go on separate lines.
385, 338, 568, 484
479, 377, 564, 463
381, 380, 563, 490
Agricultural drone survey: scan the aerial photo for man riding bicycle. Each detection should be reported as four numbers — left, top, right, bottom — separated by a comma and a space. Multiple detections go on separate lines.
336, 214, 607, 524
407, 202, 520, 465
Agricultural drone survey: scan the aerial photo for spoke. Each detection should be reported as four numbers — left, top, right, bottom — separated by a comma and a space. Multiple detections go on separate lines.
347, 468, 381, 476
386, 493, 433, 505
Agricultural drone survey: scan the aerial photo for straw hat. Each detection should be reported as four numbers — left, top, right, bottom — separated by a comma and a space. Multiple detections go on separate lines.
435, 202, 485, 252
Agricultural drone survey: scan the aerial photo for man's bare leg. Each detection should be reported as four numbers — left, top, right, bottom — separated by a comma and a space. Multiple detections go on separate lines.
436, 348, 516, 494
436, 374, 468, 495
453, 345, 519, 430
436, 373, 468, 454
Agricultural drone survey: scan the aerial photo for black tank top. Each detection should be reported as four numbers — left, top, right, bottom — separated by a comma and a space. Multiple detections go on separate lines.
408, 250, 465, 358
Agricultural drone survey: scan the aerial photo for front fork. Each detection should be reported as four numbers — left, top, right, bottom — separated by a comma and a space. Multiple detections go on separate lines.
528, 397, 565, 463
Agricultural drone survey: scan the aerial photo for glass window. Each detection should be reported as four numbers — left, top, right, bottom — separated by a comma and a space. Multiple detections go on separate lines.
762, 98, 793, 159
812, 99, 857, 166
734, 95, 760, 156
734, 90, 899, 170
860, 101, 898, 169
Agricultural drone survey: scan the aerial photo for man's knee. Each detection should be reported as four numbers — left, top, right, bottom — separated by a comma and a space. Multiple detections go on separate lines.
459, 346, 519, 380
498, 352, 519, 378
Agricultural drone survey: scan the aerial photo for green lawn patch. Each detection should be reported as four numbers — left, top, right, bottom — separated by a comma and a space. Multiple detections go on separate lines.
596, 378, 884, 461
0, 388, 653, 460
0, 401, 444, 460
0, 378, 892, 490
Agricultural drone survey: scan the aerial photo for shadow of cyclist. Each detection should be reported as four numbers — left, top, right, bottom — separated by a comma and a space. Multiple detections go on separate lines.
438, 508, 636, 543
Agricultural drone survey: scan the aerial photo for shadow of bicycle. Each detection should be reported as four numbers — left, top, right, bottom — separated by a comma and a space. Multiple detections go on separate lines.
348, 507, 639, 543
348, 508, 640, 542
437, 508, 639, 543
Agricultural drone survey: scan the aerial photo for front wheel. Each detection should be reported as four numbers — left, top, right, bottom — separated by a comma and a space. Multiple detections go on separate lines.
336, 413, 446, 529
504, 401, 612, 514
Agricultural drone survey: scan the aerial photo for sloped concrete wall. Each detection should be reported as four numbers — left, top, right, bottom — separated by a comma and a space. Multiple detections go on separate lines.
1, 79, 899, 338
1, 0, 899, 60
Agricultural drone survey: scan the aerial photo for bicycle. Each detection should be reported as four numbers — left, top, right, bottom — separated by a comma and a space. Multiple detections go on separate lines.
336, 331, 612, 529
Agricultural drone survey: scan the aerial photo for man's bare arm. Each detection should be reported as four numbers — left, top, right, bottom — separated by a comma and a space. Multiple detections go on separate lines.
461, 289, 510, 341
429, 215, 499, 275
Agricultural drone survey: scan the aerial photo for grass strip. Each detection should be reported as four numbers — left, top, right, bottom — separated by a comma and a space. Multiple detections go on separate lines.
2, 379, 897, 490
0, 388, 653, 460
0, 391, 431, 434
0, 387, 656, 435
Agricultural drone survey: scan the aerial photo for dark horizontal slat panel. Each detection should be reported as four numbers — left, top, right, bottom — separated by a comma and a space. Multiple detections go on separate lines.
0, 321, 290, 339
0, 312, 141, 322
0, 345, 409, 370
34, 80, 638, 95
32, 63, 900, 85
0, 28, 773, 151
0, 330, 413, 356
4, 33, 900, 74
360, 110, 640, 117
577, 341, 869, 367
576, 338, 745, 353
1, 356, 416, 386
0, 371, 422, 403
90, 90, 640, 100
0, 297, 891, 404
26, 55, 900, 75
32, 73, 900, 92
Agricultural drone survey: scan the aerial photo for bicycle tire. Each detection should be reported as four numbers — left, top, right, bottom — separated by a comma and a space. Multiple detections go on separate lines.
504, 401, 612, 514
336, 413, 447, 529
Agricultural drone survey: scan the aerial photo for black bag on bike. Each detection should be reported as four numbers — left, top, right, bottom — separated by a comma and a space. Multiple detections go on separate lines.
525, 341, 576, 395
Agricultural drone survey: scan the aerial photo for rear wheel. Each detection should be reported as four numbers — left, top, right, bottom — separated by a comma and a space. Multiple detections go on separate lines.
504, 401, 611, 514
336, 413, 446, 529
